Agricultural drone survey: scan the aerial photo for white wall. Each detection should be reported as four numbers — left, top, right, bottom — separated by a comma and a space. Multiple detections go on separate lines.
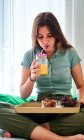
74, 0, 84, 72
65, 0, 84, 73
0, 0, 4, 90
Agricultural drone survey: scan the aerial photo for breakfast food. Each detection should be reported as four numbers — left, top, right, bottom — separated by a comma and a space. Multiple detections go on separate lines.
42, 98, 57, 107
61, 96, 77, 107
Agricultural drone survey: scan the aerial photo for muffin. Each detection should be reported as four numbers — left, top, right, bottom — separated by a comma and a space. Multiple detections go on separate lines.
42, 98, 57, 107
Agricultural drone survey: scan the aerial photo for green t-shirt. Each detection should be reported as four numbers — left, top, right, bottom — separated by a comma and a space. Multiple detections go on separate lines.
21, 48, 81, 96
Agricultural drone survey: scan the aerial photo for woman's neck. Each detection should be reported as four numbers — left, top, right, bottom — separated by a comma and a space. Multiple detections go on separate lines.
47, 52, 54, 60
46, 49, 57, 60
41, 47, 57, 60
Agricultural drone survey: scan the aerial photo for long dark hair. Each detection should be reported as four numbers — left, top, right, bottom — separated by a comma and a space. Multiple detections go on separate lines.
32, 12, 72, 50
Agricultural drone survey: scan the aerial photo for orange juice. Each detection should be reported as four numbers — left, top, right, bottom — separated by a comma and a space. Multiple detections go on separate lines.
40, 64, 48, 75
36, 53, 48, 76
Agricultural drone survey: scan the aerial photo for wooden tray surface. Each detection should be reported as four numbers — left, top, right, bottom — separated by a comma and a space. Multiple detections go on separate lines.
15, 102, 80, 114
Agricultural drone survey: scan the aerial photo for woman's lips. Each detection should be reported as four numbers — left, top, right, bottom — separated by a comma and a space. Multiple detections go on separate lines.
44, 45, 49, 49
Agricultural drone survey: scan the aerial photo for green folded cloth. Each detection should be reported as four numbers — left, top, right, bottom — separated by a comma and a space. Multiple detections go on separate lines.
0, 93, 36, 105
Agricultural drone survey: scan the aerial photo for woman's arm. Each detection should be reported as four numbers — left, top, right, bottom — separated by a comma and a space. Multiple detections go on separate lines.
20, 67, 35, 99
71, 63, 84, 103
20, 60, 40, 99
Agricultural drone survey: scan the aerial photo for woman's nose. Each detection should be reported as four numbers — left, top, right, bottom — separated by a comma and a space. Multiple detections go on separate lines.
43, 37, 49, 44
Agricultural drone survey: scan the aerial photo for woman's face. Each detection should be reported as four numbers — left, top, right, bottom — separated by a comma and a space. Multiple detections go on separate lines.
37, 26, 56, 52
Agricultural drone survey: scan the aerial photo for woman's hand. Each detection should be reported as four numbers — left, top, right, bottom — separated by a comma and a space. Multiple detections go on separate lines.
30, 59, 41, 81
80, 97, 84, 104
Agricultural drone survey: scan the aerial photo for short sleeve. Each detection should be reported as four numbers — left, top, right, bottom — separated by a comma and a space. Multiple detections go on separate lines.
69, 48, 81, 68
21, 50, 35, 68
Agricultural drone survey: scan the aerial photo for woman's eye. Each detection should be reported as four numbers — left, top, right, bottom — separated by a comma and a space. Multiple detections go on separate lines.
38, 36, 43, 39
37, 36, 43, 39
37, 34, 53, 39
48, 34, 53, 37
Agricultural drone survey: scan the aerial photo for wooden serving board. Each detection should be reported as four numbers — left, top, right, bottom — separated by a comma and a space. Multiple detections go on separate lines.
15, 102, 80, 114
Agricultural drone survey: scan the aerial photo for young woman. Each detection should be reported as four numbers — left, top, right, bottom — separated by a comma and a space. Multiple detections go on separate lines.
0, 12, 84, 140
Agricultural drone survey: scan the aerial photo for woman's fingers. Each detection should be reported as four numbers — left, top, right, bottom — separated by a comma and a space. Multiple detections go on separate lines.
31, 60, 39, 69
30, 59, 41, 79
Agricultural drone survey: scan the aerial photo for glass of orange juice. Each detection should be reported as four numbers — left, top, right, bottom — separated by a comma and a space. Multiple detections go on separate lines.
36, 53, 48, 75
